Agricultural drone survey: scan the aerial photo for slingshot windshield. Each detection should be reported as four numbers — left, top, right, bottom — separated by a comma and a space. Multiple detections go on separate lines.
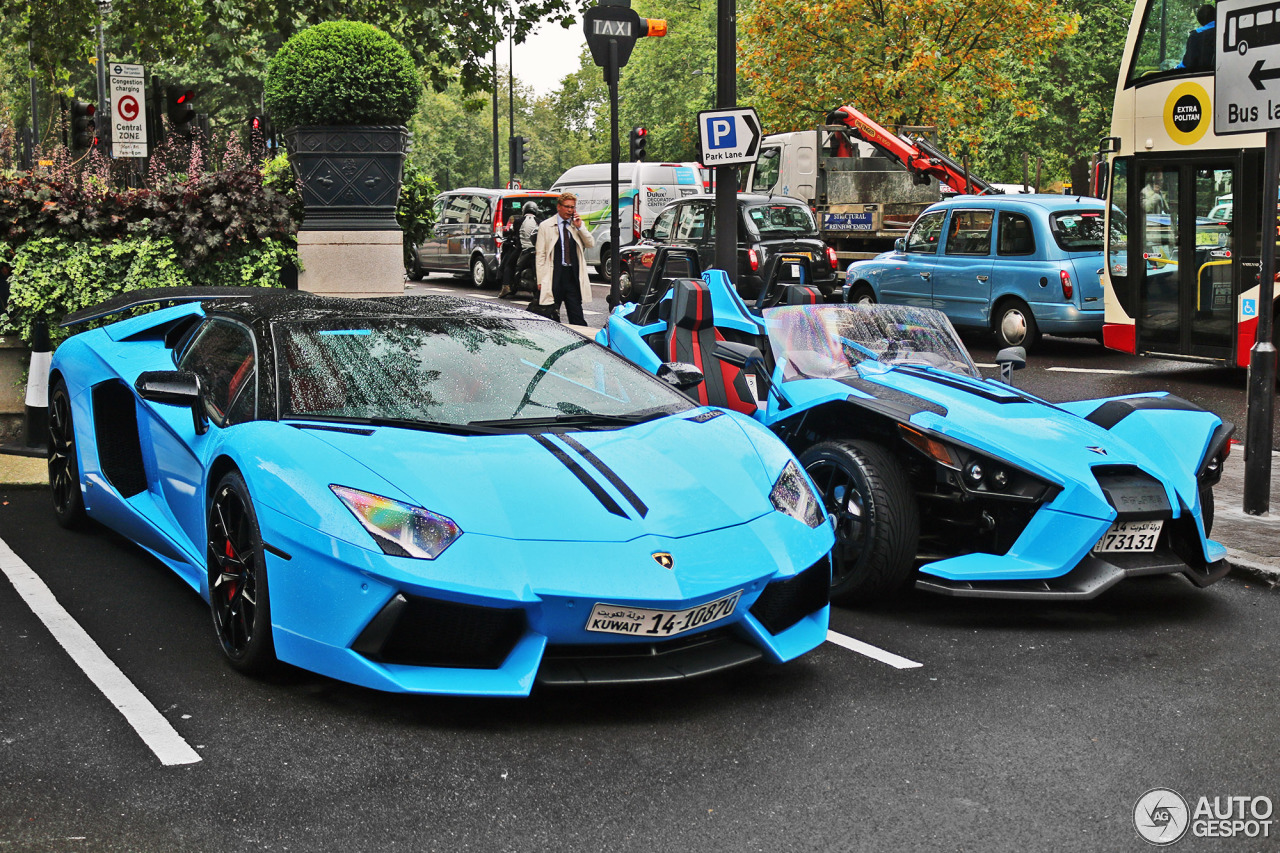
764, 304, 980, 380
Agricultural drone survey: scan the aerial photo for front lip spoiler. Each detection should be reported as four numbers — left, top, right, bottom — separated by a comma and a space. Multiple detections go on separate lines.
914, 552, 1231, 601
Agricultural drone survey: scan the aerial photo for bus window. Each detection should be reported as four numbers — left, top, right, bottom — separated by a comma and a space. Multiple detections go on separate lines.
1140, 166, 1181, 348
1127, 0, 1211, 84
1109, 159, 1130, 283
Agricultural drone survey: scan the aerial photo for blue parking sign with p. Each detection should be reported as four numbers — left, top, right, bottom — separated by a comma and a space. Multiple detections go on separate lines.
706, 117, 737, 149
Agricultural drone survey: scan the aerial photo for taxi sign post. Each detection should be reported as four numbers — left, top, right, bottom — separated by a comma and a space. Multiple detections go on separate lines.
1215, 0, 1277, 514
583, 1, 665, 309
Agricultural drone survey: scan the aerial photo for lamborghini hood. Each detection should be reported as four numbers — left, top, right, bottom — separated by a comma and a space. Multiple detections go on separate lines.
299, 412, 778, 542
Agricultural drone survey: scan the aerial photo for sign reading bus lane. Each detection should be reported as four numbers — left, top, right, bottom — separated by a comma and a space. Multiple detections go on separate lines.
1215, 0, 1280, 134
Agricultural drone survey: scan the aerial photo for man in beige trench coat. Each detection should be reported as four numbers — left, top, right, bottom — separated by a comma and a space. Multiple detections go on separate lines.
534, 192, 596, 325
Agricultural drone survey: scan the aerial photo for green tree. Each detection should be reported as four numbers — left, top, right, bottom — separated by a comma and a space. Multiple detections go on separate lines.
615, 0, 717, 162
1, 0, 589, 150
970, 0, 1134, 189
739, 0, 1078, 147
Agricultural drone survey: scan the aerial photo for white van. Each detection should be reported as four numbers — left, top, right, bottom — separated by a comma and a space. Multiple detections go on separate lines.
550, 161, 707, 278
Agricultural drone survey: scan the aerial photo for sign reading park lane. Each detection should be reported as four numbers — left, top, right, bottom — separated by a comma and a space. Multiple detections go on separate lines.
1214, 0, 1280, 134
697, 107, 762, 166
109, 63, 147, 158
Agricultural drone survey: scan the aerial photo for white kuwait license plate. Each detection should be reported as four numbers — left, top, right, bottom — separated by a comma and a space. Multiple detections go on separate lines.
1092, 519, 1163, 553
585, 591, 742, 637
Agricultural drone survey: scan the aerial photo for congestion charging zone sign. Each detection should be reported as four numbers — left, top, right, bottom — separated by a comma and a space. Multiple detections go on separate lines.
1214, 0, 1280, 134
109, 63, 148, 157
697, 107, 762, 166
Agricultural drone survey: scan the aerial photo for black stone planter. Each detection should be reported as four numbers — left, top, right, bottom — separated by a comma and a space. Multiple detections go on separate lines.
282, 125, 409, 231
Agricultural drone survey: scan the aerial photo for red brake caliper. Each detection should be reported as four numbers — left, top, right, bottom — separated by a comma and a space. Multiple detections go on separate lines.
225, 540, 238, 600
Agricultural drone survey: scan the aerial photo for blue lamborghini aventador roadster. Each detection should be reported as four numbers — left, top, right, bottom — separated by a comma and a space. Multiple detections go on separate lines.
47, 288, 833, 696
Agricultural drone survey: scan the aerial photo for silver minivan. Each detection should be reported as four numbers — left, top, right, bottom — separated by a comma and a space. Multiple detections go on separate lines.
409, 188, 556, 287
550, 161, 707, 279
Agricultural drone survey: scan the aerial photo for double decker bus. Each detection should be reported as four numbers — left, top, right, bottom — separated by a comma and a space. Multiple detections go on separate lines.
1102, 0, 1279, 366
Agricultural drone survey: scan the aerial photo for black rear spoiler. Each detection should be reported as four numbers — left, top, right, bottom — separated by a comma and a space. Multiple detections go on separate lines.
60, 286, 287, 328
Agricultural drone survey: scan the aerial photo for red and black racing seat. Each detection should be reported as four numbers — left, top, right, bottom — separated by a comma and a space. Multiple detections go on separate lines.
664, 278, 766, 415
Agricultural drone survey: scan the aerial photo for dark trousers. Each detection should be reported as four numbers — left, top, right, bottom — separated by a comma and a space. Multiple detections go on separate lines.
552, 260, 586, 325
499, 247, 518, 292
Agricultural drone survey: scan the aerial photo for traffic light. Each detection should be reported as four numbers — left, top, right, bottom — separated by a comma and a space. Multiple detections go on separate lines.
166, 86, 196, 136
629, 126, 648, 161
69, 99, 96, 151
247, 115, 274, 160
510, 135, 528, 173
93, 112, 110, 154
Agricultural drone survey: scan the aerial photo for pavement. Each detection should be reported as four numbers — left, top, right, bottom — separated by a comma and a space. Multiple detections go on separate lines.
2, 436, 1277, 585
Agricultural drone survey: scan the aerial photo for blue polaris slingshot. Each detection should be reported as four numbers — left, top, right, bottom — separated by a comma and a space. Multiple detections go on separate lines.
598, 253, 1234, 603
47, 288, 834, 696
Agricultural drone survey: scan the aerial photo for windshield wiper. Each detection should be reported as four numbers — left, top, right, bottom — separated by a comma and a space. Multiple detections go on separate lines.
468, 411, 667, 430
285, 414, 505, 436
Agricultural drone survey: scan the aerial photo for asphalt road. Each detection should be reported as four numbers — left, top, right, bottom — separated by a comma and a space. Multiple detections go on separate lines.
4, 499, 1280, 852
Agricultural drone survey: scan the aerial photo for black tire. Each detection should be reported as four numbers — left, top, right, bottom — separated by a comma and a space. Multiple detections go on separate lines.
993, 298, 1040, 349
48, 378, 86, 529
618, 269, 633, 301
406, 245, 425, 281
800, 439, 919, 603
598, 247, 613, 281
207, 471, 276, 675
848, 283, 876, 306
470, 255, 490, 288
1200, 486, 1215, 538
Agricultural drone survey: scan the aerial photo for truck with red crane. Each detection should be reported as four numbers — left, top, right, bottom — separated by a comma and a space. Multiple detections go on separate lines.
740, 105, 998, 262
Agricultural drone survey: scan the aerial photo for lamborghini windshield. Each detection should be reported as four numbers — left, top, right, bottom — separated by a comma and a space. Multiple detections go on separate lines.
277, 317, 691, 427
764, 304, 980, 380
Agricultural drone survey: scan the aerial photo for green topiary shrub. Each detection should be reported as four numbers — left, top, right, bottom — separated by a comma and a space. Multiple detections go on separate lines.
265, 21, 421, 129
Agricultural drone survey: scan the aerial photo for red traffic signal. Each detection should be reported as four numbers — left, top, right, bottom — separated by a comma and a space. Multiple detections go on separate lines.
629, 126, 648, 161
166, 86, 196, 135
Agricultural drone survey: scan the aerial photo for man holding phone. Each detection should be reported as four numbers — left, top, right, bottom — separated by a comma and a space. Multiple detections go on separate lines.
534, 192, 595, 325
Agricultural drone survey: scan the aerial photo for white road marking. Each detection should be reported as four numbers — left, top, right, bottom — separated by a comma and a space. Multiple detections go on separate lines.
973, 363, 997, 369
0, 537, 201, 766
581, 309, 603, 316
1045, 366, 1134, 375
826, 630, 923, 669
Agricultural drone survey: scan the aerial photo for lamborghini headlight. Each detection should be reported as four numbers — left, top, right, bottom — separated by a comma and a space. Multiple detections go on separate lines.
330, 485, 462, 559
770, 461, 826, 529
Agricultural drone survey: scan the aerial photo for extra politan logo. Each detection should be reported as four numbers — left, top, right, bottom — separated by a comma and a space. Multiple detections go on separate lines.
1134, 789, 1275, 845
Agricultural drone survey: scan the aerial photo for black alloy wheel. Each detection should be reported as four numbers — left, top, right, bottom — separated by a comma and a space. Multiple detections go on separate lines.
48, 378, 86, 528
207, 471, 276, 674
800, 439, 919, 603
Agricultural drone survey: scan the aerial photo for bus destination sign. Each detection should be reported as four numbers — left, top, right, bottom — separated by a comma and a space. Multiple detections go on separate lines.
1215, 0, 1280, 134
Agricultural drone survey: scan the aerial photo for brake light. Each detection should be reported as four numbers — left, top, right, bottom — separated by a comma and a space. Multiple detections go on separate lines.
1060, 268, 1073, 300
494, 200, 504, 248
748, 249, 759, 272
826, 245, 838, 270
633, 208, 642, 241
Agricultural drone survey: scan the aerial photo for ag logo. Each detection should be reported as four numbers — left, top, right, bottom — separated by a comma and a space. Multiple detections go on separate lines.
1134, 788, 1189, 845
652, 552, 674, 569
